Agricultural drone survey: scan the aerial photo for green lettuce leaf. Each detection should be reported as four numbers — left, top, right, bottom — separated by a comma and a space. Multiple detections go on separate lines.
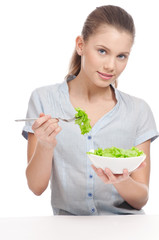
75, 107, 92, 135
87, 146, 144, 158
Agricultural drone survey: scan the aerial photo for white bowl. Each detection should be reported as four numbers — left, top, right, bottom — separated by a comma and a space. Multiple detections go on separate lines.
87, 150, 146, 174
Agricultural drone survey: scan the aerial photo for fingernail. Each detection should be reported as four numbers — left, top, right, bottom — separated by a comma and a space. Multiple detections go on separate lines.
97, 169, 103, 174
105, 168, 109, 174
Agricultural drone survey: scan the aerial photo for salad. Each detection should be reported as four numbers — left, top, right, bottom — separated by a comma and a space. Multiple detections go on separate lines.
75, 107, 92, 135
87, 146, 144, 158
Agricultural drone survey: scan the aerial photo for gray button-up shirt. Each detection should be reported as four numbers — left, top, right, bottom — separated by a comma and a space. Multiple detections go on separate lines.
22, 77, 159, 215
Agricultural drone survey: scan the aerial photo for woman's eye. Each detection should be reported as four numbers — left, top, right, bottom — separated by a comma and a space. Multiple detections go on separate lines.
118, 54, 127, 60
98, 49, 106, 55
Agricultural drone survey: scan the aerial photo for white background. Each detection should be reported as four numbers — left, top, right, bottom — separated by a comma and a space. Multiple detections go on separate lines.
0, 0, 158, 217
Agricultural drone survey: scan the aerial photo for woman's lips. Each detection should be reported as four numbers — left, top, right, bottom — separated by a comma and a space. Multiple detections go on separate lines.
97, 71, 113, 80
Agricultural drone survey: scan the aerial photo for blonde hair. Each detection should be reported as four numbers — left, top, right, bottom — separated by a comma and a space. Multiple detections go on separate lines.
66, 5, 135, 87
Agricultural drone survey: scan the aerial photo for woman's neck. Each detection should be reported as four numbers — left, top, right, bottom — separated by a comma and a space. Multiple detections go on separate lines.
67, 74, 114, 104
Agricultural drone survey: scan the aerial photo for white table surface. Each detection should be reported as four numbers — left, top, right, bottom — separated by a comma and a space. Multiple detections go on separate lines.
0, 215, 159, 240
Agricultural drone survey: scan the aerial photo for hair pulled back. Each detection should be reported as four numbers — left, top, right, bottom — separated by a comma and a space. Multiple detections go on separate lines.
66, 5, 135, 83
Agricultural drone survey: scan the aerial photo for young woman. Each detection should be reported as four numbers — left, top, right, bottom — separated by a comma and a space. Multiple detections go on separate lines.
22, 5, 159, 215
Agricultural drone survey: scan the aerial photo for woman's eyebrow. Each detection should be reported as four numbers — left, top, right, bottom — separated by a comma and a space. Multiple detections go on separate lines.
96, 45, 130, 55
96, 45, 110, 51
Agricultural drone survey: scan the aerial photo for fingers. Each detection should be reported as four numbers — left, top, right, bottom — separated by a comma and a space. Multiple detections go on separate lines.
31, 113, 61, 148
123, 169, 129, 178
91, 165, 109, 183
32, 114, 59, 131
44, 121, 59, 136
104, 168, 117, 183
48, 126, 61, 139
91, 165, 130, 184
39, 113, 45, 118
32, 114, 52, 130
137, 161, 146, 170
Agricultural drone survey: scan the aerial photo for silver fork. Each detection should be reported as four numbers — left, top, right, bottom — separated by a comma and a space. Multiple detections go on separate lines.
15, 116, 80, 123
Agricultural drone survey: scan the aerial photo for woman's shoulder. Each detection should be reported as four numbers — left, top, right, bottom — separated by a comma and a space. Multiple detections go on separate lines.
33, 82, 62, 94
116, 88, 151, 112
117, 88, 148, 104
30, 81, 65, 99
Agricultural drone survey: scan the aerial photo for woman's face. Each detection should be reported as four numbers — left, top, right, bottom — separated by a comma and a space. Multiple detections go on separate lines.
76, 25, 133, 88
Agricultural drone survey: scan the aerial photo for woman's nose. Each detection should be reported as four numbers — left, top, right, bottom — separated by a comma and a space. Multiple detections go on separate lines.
103, 56, 116, 72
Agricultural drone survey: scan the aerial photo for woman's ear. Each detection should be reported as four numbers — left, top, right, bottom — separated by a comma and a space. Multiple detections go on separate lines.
75, 36, 84, 56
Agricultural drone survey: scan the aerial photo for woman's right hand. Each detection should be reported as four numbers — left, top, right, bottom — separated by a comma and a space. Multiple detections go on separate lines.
32, 113, 61, 149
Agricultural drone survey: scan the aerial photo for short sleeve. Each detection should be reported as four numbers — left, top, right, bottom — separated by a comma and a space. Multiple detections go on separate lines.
22, 89, 44, 140
134, 100, 159, 146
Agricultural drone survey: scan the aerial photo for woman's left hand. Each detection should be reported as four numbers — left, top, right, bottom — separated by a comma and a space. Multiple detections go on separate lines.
91, 161, 146, 184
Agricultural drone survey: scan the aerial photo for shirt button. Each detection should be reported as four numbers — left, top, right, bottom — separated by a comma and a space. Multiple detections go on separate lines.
88, 193, 92, 197
88, 135, 92, 140
89, 175, 93, 178
91, 208, 95, 213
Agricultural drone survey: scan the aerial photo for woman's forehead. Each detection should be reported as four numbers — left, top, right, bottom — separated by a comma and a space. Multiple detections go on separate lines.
86, 25, 133, 52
